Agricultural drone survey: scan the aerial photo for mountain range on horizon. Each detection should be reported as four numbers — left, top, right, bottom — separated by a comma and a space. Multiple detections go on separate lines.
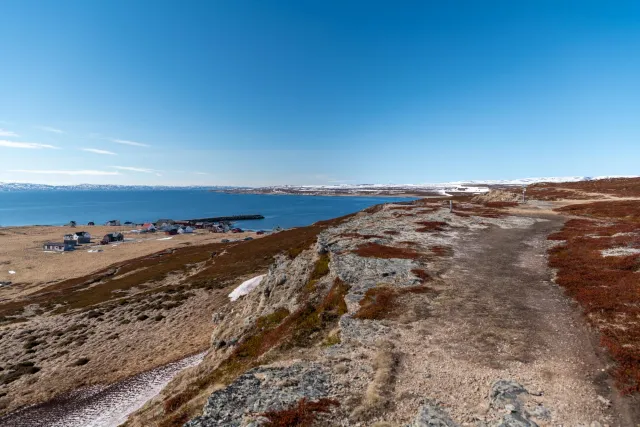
0, 175, 636, 192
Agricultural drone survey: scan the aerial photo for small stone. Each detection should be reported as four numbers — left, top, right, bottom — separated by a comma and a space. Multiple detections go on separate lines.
596, 395, 611, 407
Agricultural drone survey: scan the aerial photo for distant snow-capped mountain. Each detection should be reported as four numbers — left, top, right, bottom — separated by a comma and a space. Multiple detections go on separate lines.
0, 176, 635, 192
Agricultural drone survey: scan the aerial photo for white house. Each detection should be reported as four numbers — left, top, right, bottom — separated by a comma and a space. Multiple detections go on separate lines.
43, 242, 75, 252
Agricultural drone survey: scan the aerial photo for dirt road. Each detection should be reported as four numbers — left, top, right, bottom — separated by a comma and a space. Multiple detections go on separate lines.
394, 214, 637, 425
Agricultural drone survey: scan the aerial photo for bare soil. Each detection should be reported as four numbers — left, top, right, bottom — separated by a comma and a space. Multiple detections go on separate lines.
392, 214, 637, 424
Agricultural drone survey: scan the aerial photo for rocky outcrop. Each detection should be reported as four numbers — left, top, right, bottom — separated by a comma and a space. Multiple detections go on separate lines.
126, 200, 616, 427
185, 362, 329, 427
489, 380, 539, 427
409, 401, 460, 427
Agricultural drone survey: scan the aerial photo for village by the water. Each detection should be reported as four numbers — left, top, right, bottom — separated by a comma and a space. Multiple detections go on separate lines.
40, 214, 270, 253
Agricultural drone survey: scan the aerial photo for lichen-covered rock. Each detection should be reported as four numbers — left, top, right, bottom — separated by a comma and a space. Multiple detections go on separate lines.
185, 362, 330, 427
408, 401, 460, 427
489, 380, 538, 427
490, 380, 528, 409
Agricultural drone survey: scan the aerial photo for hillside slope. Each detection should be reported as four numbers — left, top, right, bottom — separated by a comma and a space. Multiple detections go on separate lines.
126, 200, 636, 426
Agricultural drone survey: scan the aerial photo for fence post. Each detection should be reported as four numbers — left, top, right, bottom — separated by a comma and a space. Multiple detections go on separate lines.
449, 200, 453, 212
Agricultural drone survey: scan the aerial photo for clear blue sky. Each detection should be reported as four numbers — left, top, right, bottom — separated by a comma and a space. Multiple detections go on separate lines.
1, 0, 638, 186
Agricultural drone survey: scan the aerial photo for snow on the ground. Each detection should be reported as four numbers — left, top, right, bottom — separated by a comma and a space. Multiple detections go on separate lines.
229, 274, 266, 301
0, 352, 205, 427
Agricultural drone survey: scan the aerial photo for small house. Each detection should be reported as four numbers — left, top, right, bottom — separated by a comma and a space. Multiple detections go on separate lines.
105, 220, 121, 226
74, 231, 91, 244
177, 226, 194, 234
165, 228, 179, 236
101, 232, 124, 245
43, 242, 74, 252
143, 223, 156, 232
88, 221, 95, 226
63, 234, 78, 246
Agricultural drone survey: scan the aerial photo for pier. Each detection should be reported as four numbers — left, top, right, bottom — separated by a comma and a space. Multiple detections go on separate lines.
181, 214, 264, 224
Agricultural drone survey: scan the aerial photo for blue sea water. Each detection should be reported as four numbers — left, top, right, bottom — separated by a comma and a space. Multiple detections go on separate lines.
0, 191, 413, 229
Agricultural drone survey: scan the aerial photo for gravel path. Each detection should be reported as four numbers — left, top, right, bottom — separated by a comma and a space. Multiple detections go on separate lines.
392, 214, 633, 425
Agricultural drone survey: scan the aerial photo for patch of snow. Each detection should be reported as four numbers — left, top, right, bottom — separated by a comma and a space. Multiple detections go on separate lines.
0, 352, 205, 427
156, 237, 173, 241
8, 270, 15, 274
229, 274, 266, 302
601, 247, 640, 257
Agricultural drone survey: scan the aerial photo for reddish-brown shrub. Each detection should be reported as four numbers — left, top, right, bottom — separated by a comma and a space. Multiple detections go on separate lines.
531, 177, 640, 198
547, 213, 640, 394
452, 203, 507, 218
384, 230, 400, 235
556, 200, 640, 223
262, 398, 339, 426
415, 221, 448, 232
354, 285, 435, 320
352, 243, 421, 260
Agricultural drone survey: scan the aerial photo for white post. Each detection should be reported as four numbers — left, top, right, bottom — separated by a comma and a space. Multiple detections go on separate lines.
449, 200, 453, 212
522, 186, 526, 203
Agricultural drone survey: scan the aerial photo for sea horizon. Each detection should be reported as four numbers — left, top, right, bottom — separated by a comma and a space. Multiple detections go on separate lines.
0, 190, 414, 229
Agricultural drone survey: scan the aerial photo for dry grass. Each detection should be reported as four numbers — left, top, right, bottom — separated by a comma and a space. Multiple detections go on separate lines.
351, 341, 397, 421
1, 215, 353, 322
261, 398, 339, 426
352, 243, 422, 260
0, 225, 260, 295
548, 203, 640, 394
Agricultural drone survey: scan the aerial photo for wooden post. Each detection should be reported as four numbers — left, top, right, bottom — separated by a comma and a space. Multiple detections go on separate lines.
522, 186, 526, 203
449, 200, 453, 212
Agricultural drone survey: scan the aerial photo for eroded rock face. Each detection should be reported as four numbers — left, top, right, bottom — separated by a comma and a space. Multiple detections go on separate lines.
185, 362, 329, 427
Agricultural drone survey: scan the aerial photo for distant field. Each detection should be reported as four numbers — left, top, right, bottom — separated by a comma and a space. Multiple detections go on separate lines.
0, 226, 259, 299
